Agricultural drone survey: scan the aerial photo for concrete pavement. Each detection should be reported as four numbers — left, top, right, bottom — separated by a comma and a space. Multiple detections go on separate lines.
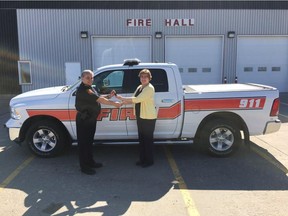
250, 123, 288, 174
250, 92, 288, 174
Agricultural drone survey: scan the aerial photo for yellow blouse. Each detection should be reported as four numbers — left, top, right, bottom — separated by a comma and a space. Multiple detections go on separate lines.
132, 83, 157, 119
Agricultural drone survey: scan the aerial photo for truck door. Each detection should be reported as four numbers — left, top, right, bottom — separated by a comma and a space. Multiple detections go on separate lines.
92, 69, 128, 139
124, 68, 182, 139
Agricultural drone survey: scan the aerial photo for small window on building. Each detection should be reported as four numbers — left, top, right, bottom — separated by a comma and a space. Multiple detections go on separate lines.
272, 67, 281, 72
258, 67, 267, 72
202, 68, 211, 73
18, 61, 32, 84
244, 67, 253, 72
188, 68, 197, 73
179, 68, 184, 73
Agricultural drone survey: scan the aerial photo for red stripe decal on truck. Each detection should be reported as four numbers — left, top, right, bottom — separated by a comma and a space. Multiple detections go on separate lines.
158, 101, 182, 119
27, 109, 72, 121
26, 98, 265, 121
26, 102, 182, 121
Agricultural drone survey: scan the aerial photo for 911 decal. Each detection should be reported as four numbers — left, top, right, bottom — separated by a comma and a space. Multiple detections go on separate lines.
185, 97, 266, 111
239, 98, 264, 108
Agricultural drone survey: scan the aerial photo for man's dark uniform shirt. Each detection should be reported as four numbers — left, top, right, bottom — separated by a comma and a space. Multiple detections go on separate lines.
75, 82, 101, 119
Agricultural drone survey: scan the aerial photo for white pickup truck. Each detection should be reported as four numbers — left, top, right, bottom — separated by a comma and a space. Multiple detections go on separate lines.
5, 60, 281, 157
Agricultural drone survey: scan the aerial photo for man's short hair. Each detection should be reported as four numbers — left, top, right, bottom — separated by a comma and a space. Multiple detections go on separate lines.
81, 70, 93, 78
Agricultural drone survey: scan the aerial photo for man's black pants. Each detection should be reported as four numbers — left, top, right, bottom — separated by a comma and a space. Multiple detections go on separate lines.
76, 113, 97, 169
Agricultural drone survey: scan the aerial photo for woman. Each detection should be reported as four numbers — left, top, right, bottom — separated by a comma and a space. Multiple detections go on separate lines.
117, 69, 157, 168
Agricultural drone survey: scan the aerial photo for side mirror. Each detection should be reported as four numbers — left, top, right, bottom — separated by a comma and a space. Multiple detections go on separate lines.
103, 78, 110, 87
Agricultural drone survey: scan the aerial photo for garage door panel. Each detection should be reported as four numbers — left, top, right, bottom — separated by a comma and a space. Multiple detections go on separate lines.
165, 36, 223, 85
237, 36, 288, 92
92, 36, 151, 69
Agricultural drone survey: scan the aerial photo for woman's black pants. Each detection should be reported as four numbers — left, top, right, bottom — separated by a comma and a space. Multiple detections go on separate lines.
136, 117, 156, 164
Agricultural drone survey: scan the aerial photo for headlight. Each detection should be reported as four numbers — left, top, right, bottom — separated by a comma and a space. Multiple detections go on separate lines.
10, 107, 21, 120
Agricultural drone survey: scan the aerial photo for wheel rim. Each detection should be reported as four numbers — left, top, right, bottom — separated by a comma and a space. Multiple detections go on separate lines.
32, 128, 57, 152
209, 127, 234, 151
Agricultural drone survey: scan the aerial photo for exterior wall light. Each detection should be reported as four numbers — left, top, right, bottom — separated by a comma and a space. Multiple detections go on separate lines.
80, 31, 88, 38
155, 32, 162, 39
227, 31, 236, 38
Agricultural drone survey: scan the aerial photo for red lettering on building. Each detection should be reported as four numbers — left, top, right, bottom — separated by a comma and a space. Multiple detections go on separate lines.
165, 19, 194, 27
174, 19, 180, 26
127, 19, 152, 27
181, 19, 187, 26
165, 19, 171, 26
126, 19, 132, 26
127, 18, 194, 27
189, 19, 194, 26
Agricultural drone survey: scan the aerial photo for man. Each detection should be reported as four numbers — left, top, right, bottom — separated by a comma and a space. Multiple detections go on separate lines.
75, 70, 121, 175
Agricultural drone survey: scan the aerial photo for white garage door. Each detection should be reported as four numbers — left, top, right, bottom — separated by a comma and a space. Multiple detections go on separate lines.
92, 36, 152, 69
237, 36, 288, 92
165, 36, 223, 85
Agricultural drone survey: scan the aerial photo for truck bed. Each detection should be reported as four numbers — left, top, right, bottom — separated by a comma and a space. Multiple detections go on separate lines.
184, 83, 277, 94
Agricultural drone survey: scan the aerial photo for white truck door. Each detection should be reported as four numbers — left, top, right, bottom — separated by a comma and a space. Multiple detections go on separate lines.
92, 69, 128, 139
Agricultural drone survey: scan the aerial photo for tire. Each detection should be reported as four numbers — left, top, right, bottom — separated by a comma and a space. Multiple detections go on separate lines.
26, 120, 68, 157
201, 119, 241, 157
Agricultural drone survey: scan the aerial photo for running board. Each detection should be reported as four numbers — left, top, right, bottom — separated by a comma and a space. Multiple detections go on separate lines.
72, 139, 194, 146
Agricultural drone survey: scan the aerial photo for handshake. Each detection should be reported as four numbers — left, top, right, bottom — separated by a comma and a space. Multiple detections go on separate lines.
107, 90, 131, 108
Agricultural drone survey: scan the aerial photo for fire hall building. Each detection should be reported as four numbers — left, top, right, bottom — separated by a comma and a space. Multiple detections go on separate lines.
1, 0, 288, 94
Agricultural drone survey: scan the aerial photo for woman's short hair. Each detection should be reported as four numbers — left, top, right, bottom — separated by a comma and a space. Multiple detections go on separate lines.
138, 69, 152, 80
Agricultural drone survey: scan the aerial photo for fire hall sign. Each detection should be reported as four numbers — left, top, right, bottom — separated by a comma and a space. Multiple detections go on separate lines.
126, 18, 195, 27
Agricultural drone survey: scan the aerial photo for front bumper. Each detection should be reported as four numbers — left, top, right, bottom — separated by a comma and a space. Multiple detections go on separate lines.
263, 119, 281, 134
8, 127, 21, 142
4, 119, 22, 143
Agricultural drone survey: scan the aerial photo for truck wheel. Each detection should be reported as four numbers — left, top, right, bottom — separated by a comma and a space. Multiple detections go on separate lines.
201, 119, 241, 157
26, 120, 68, 157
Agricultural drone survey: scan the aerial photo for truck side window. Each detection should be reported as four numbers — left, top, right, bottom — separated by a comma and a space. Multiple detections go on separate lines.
150, 69, 169, 92
93, 70, 124, 94
122, 69, 169, 93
